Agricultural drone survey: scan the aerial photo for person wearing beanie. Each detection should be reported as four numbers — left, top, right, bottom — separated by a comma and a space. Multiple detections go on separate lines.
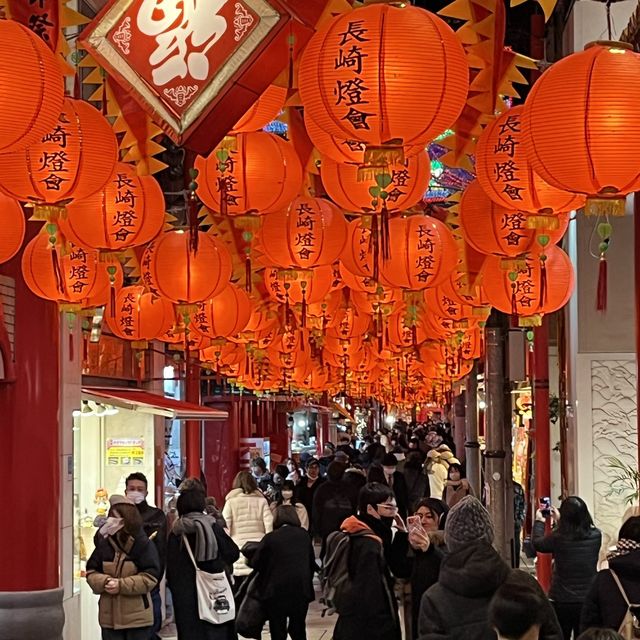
418, 496, 562, 640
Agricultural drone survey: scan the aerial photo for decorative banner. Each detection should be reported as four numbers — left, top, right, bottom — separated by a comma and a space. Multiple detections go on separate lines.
80, 0, 329, 152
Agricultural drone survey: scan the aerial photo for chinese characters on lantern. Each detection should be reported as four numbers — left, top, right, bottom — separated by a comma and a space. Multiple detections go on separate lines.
37, 111, 72, 194
119, 291, 138, 337
512, 263, 536, 311
500, 211, 528, 248
112, 172, 139, 244
493, 113, 524, 202
294, 202, 317, 263
333, 20, 373, 131
67, 247, 91, 297
415, 224, 436, 284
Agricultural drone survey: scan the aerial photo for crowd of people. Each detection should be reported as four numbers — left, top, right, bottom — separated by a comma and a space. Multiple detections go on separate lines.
85, 421, 640, 640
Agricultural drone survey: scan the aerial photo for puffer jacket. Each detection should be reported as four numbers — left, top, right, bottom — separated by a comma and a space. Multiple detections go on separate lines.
222, 488, 273, 576
418, 542, 562, 640
581, 548, 640, 632
532, 520, 602, 602
86, 531, 160, 630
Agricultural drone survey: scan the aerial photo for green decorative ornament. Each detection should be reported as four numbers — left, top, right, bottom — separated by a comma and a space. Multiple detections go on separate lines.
508, 271, 519, 282
242, 230, 253, 243
537, 234, 550, 247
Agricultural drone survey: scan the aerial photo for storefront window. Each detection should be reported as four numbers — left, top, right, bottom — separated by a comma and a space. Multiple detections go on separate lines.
291, 410, 317, 454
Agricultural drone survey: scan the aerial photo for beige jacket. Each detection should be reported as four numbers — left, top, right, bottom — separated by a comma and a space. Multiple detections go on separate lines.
222, 488, 273, 576
270, 501, 310, 530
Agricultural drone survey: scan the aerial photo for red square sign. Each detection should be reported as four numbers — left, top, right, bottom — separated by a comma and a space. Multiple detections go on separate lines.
81, 1, 326, 152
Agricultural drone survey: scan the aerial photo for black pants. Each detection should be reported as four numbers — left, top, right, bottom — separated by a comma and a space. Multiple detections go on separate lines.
150, 586, 162, 638
265, 598, 309, 640
102, 628, 153, 640
553, 601, 582, 640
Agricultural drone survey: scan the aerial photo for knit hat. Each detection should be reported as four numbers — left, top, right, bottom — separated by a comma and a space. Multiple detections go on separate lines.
444, 495, 494, 552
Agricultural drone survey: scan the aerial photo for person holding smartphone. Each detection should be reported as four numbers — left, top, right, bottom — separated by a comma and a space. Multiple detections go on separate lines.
533, 496, 602, 640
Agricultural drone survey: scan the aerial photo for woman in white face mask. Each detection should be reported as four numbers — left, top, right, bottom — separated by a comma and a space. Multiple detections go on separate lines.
270, 480, 309, 531
86, 495, 161, 639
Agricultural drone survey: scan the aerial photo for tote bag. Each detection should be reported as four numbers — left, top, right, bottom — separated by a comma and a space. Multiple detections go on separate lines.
183, 535, 236, 625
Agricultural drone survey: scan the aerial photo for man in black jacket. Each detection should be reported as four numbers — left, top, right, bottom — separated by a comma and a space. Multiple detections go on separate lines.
333, 482, 408, 640
125, 472, 167, 639
419, 496, 562, 640
381, 453, 410, 519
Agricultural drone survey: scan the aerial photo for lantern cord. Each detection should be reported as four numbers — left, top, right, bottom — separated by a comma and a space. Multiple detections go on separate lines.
381, 203, 391, 261
51, 246, 65, 295
596, 254, 608, 311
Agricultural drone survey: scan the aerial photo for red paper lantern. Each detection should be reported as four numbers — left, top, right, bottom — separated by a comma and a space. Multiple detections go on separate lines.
340, 219, 375, 278
260, 197, 348, 268
0, 194, 25, 264
326, 307, 371, 339
141, 230, 232, 304
263, 266, 334, 305
380, 216, 458, 290
21, 232, 106, 306
321, 152, 431, 213
460, 180, 569, 258
61, 163, 165, 251
324, 335, 364, 356
0, 20, 65, 153
231, 85, 287, 134
475, 106, 584, 213
0, 98, 118, 206
106, 286, 174, 341
201, 342, 246, 369
424, 286, 474, 321
387, 312, 428, 349
195, 132, 302, 216
299, 4, 468, 148
481, 245, 574, 316
191, 285, 253, 339
522, 42, 640, 209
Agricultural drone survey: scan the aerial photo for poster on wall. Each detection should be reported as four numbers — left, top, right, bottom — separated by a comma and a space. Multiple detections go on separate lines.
106, 437, 145, 466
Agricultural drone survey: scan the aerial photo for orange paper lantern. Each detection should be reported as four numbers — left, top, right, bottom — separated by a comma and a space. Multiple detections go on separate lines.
481, 245, 574, 317
475, 106, 584, 214
260, 197, 348, 268
326, 307, 371, 340
106, 286, 175, 341
424, 286, 474, 322
263, 266, 334, 306
61, 163, 165, 251
0, 21, 64, 153
340, 219, 375, 278
299, 4, 468, 147
522, 42, 640, 209
196, 132, 302, 216
231, 85, 287, 134
380, 216, 458, 290
201, 341, 246, 369
191, 285, 253, 339
0, 98, 118, 206
321, 152, 431, 213
141, 231, 232, 304
0, 194, 25, 264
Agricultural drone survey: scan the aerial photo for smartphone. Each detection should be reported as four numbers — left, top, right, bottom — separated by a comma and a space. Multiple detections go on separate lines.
407, 515, 422, 533
539, 497, 552, 518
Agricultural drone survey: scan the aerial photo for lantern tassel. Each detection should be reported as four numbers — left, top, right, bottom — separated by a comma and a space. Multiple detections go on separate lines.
51, 246, 65, 295
597, 254, 608, 312
218, 178, 228, 216
510, 283, 518, 323
381, 203, 391, 261
69, 327, 74, 361
539, 256, 547, 309
188, 195, 199, 254
245, 254, 252, 292
285, 292, 291, 328
370, 213, 380, 281
110, 283, 116, 318
287, 28, 295, 90
101, 76, 108, 116
83, 332, 89, 365
301, 289, 307, 328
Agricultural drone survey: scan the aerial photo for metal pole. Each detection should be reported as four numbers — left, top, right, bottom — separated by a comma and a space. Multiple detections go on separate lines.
533, 317, 552, 591
464, 362, 482, 496
484, 312, 510, 562
185, 354, 202, 478
453, 393, 466, 462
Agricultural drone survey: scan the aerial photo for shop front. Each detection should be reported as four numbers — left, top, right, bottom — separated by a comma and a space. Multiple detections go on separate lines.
71, 387, 226, 638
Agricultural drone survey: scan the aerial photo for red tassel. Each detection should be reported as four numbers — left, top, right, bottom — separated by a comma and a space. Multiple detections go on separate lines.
285, 292, 291, 328
597, 255, 608, 312
218, 178, 228, 216
188, 196, 199, 254
69, 329, 74, 361
73, 72, 81, 100
539, 256, 547, 309
101, 77, 108, 116
510, 282, 518, 322
83, 333, 88, 364
245, 254, 252, 292
51, 246, 65, 294
370, 213, 380, 282
301, 288, 307, 328
110, 283, 116, 318
287, 27, 295, 90
381, 203, 391, 261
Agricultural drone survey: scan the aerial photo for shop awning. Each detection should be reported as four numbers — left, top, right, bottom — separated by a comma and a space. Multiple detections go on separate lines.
82, 387, 228, 421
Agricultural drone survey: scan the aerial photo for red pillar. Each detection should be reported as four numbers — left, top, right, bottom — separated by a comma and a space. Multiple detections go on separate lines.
0, 226, 60, 591
185, 356, 201, 478
533, 317, 552, 591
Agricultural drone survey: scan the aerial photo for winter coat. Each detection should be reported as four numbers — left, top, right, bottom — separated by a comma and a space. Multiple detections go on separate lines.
295, 476, 325, 533
442, 480, 474, 509
222, 488, 273, 577
270, 501, 309, 530
86, 531, 160, 631
532, 520, 602, 603
403, 467, 430, 511
166, 520, 240, 640
333, 514, 409, 640
580, 548, 640, 632
427, 463, 449, 499
137, 501, 168, 574
418, 543, 563, 640
312, 480, 358, 541
249, 525, 316, 603
382, 470, 410, 519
